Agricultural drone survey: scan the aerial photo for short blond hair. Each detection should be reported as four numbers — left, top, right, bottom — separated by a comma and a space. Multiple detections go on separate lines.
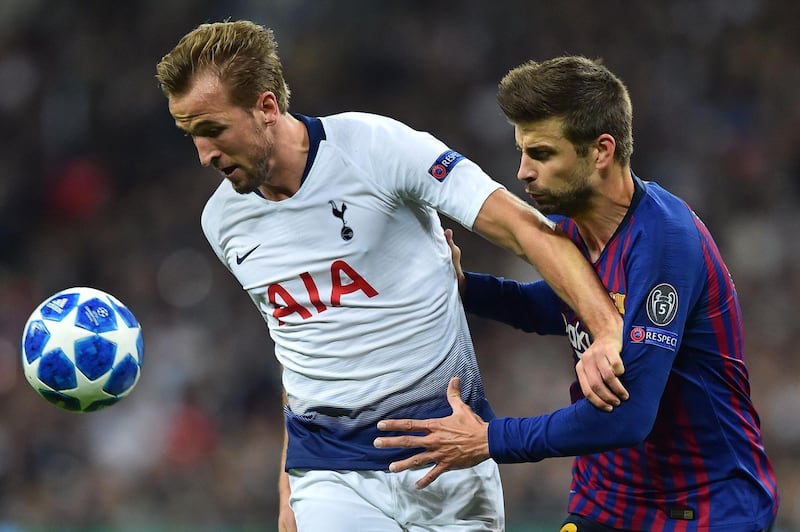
156, 20, 291, 112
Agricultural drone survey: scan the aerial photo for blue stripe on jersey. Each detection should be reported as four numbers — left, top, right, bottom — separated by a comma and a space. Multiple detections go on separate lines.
285, 396, 494, 470
284, 327, 495, 470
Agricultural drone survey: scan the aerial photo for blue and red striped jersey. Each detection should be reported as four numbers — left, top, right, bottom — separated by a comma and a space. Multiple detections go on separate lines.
467, 175, 778, 530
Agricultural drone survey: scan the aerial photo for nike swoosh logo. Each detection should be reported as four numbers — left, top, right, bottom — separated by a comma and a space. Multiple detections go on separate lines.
235, 244, 261, 265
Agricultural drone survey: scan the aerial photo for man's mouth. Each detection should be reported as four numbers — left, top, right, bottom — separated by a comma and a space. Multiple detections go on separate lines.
221, 165, 238, 177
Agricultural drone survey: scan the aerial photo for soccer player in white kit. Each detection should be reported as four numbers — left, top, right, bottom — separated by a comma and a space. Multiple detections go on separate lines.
157, 20, 624, 532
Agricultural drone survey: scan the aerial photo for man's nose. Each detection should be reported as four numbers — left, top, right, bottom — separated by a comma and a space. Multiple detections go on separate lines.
195, 137, 220, 167
517, 156, 536, 182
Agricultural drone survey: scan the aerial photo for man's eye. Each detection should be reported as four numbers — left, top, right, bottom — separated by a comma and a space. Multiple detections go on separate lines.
187, 127, 223, 138
528, 150, 550, 161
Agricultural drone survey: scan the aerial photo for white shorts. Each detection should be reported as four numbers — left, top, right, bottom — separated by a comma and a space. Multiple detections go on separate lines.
288, 459, 505, 531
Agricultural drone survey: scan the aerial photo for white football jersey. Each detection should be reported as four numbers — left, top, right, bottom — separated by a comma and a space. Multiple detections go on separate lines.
202, 112, 504, 469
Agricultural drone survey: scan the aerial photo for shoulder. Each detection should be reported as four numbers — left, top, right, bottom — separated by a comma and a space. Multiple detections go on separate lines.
319, 112, 452, 171
629, 180, 706, 266
201, 180, 234, 236
322, 111, 410, 129
550, 214, 581, 243
637, 182, 700, 238
202, 179, 234, 210
320, 112, 421, 144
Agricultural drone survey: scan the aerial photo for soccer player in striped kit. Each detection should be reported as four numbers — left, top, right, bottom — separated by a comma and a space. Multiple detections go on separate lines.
376, 56, 779, 531
156, 23, 627, 531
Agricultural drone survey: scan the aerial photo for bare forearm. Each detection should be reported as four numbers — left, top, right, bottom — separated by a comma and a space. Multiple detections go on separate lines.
474, 189, 621, 343
524, 222, 621, 341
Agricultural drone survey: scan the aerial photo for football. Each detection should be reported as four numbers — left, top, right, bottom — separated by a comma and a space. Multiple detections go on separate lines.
21, 286, 144, 412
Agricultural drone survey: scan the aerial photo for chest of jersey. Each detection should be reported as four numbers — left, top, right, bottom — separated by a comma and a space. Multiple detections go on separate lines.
214, 147, 440, 326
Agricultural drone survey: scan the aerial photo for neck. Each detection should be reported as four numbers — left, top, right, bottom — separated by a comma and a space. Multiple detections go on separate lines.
258, 114, 310, 200
574, 167, 634, 262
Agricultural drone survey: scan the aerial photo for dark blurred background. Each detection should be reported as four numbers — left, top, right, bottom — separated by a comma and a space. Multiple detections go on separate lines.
1, 0, 798, 530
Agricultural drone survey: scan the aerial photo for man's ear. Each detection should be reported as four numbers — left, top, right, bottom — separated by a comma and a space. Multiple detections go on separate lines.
256, 91, 280, 124
595, 133, 616, 169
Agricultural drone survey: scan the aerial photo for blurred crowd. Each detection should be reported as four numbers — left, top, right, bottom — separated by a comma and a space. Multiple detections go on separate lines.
1, 0, 798, 529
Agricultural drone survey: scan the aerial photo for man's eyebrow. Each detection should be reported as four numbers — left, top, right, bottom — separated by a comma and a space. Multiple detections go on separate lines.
192, 119, 221, 128
517, 142, 551, 151
175, 119, 221, 133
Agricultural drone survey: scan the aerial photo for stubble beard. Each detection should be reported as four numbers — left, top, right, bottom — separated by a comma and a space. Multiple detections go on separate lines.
232, 137, 273, 195
531, 161, 594, 218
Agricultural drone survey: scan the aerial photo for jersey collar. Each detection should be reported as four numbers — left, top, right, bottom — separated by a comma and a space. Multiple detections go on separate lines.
593, 170, 646, 258
251, 114, 326, 199
294, 114, 326, 185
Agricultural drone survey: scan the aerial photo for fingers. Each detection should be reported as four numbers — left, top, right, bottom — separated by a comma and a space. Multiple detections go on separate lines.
444, 229, 465, 293
446, 376, 462, 409
385, 452, 436, 473
595, 353, 629, 401
378, 377, 463, 434
384, 456, 447, 488
604, 346, 626, 378
576, 358, 630, 411
600, 348, 629, 402
377, 418, 427, 432
576, 359, 618, 412
576, 336, 630, 412
415, 463, 446, 489
373, 433, 425, 450
604, 369, 629, 402
444, 228, 454, 242
444, 228, 461, 256
375, 378, 470, 489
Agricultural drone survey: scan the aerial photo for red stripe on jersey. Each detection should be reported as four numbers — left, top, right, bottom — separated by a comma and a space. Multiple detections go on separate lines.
694, 215, 779, 503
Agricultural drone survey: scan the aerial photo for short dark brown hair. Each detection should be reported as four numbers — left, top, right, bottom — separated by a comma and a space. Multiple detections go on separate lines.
497, 56, 633, 165
156, 20, 291, 112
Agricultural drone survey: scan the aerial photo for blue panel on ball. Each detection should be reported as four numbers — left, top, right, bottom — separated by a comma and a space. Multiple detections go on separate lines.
75, 335, 116, 380
84, 397, 121, 412
136, 330, 145, 363
39, 389, 82, 411
110, 300, 139, 328
38, 349, 77, 390
75, 298, 118, 333
23, 320, 51, 363
103, 354, 139, 396
40, 292, 80, 321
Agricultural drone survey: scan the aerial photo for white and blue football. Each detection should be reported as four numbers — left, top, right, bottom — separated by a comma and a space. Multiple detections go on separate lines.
21, 286, 144, 412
